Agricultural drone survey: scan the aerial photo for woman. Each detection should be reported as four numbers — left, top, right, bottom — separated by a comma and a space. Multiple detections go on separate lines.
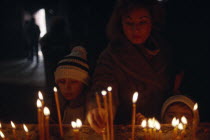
87, 0, 175, 133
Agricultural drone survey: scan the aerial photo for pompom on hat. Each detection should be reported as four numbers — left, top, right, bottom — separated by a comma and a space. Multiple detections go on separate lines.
54, 46, 90, 85
161, 95, 200, 124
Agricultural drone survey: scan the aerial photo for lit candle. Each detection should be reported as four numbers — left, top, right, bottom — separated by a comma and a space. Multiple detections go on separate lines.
181, 116, 187, 129
44, 107, 50, 140
155, 120, 162, 140
23, 124, 29, 140
53, 87, 64, 137
0, 130, 6, 140
178, 123, 184, 140
107, 86, 114, 140
71, 119, 82, 140
38, 91, 45, 140
37, 99, 44, 140
131, 92, 138, 140
141, 119, 147, 140
192, 103, 198, 140
172, 117, 179, 140
11, 121, 17, 140
102, 90, 110, 140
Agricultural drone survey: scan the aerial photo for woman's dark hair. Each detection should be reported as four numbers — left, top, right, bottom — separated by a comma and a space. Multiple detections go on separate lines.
106, 0, 157, 41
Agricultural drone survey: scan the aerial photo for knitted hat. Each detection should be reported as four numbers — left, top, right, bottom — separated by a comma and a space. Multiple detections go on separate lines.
161, 95, 199, 124
54, 46, 89, 85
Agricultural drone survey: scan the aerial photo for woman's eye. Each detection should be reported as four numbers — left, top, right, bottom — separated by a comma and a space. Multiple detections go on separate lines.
139, 21, 148, 25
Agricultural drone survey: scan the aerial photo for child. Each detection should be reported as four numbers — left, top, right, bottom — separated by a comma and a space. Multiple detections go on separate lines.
53, 46, 90, 124
161, 95, 199, 126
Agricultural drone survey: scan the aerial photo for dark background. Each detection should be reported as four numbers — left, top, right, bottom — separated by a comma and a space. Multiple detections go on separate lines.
0, 0, 210, 123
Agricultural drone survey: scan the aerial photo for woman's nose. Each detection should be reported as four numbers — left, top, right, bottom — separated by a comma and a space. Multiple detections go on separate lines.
132, 24, 140, 32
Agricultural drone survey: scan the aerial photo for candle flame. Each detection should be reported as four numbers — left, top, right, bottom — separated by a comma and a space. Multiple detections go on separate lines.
0, 131, 5, 138
11, 121, 16, 129
193, 103, 198, 111
71, 121, 77, 129
76, 119, 82, 128
107, 86, 112, 92
181, 116, 188, 125
36, 99, 42, 108
0, 122, 1, 129
132, 92, 138, 103
155, 120, 161, 130
172, 117, 178, 127
43, 107, 50, 116
101, 90, 107, 96
141, 120, 147, 128
23, 124, 28, 133
178, 123, 184, 130
38, 91, 44, 100
53, 87, 57, 92
148, 118, 155, 128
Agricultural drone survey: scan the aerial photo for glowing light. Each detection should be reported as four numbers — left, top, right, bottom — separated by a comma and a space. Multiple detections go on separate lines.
107, 86, 112, 92
181, 116, 188, 125
155, 120, 161, 130
23, 124, 28, 133
11, 121, 16, 129
71, 121, 77, 129
76, 119, 82, 128
43, 107, 50, 116
34, 9, 47, 37
53, 87, 57, 92
178, 123, 184, 130
0, 131, 5, 138
38, 91, 43, 100
132, 92, 138, 103
101, 90, 107, 96
141, 120, 147, 128
193, 103, 198, 111
0, 122, 1, 129
172, 117, 177, 127
37, 99, 42, 108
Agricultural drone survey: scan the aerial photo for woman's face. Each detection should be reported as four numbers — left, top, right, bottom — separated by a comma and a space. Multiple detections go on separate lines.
57, 78, 84, 100
122, 8, 152, 45
163, 103, 193, 125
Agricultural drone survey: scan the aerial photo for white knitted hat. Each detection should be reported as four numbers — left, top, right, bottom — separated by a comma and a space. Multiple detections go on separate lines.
161, 95, 199, 124
54, 46, 89, 85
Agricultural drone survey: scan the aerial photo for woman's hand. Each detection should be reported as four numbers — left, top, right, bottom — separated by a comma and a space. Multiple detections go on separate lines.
136, 113, 146, 124
87, 108, 107, 133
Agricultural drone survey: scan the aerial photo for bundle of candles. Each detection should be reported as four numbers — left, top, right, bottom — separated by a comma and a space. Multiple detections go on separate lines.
0, 86, 199, 140
94, 86, 199, 140
0, 121, 29, 140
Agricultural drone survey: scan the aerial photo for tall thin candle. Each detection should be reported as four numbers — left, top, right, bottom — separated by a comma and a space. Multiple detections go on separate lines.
107, 86, 114, 140
131, 92, 138, 140
44, 107, 50, 140
192, 103, 198, 140
53, 87, 64, 137
102, 90, 110, 140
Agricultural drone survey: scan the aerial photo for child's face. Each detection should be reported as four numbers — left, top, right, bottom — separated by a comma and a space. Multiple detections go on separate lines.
163, 103, 193, 125
57, 78, 85, 100
122, 7, 152, 45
